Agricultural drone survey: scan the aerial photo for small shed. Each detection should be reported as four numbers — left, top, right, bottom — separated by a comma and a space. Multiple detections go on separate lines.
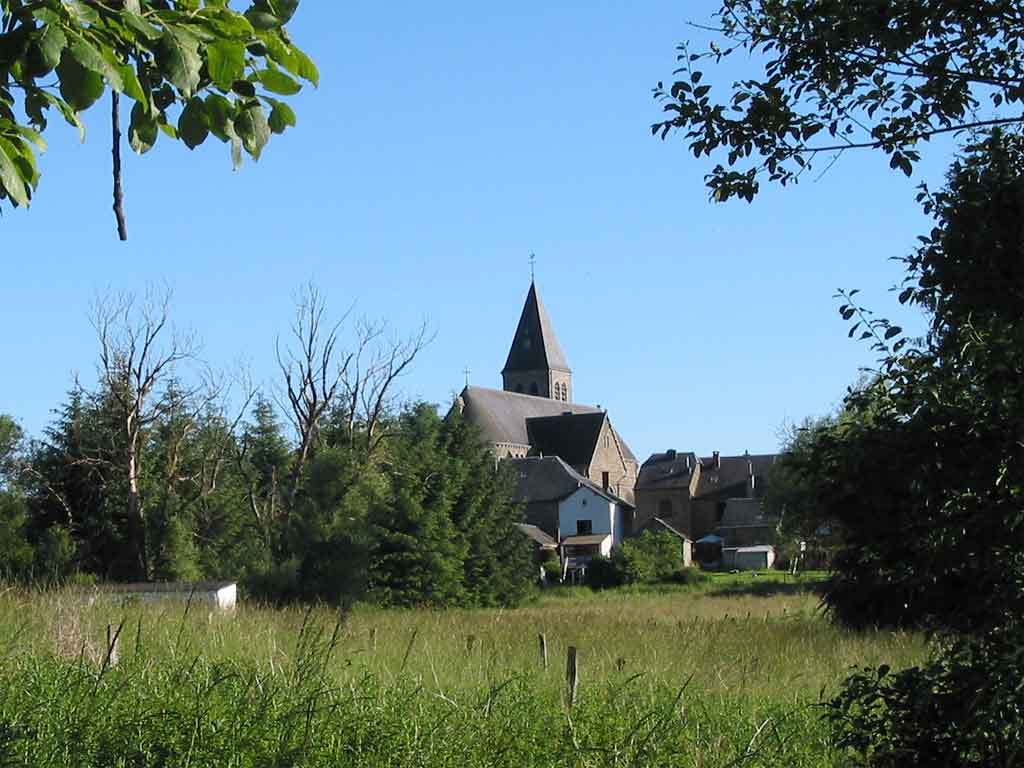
734, 546, 776, 571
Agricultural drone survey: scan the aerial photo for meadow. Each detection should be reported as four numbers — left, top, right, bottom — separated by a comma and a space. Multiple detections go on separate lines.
0, 573, 926, 767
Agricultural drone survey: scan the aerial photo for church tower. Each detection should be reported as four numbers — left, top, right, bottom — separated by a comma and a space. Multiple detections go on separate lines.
501, 281, 573, 402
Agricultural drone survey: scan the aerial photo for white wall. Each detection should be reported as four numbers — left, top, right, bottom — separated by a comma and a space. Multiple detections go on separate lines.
559, 486, 619, 546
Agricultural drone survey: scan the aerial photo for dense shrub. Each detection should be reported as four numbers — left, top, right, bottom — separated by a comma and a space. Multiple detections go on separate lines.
613, 531, 684, 585
829, 621, 1024, 767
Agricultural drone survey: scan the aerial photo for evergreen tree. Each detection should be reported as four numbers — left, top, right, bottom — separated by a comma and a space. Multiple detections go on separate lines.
366, 405, 467, 607
442, 410, 534, 607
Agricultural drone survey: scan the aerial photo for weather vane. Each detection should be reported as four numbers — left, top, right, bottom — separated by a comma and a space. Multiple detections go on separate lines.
463, 366, 471, 387
529, 252, 536, 281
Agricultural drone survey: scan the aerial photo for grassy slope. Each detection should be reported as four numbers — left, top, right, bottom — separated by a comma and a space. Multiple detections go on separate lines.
0, 575, 926, 767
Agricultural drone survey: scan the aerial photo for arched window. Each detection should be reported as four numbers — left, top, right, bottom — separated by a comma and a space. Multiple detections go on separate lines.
560, 383, 567, 401
530, 382, 539, 395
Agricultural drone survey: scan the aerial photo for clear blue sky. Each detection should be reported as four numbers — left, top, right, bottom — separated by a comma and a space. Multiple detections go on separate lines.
3, 0, 953, 461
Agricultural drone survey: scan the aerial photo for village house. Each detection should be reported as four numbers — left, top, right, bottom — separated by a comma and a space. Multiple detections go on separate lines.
457, 280, 779, 574
507, 455, 633, 578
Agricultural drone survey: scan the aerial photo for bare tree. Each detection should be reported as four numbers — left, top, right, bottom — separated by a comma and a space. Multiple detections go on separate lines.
276, 285, 354, 504
343, 319, 432, 456
92, 287, 199, 579
276, 285, 432, 502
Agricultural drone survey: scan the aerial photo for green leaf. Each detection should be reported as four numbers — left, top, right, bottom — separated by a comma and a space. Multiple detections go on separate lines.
14, 126, 46, 152
204, 94, 235, 141
156, 27, 203, 96
115, 62, 146, 103
122, 11, 163, 41
207, 40, 246, 90
0, 137, 31, 207
56, 51, 105, 111
234, 103, 271, 160
884, 326, 902, 340
178, 98, 209, 149
129, 101, 158, 154
69, 35, 124, 93
293, 47, 319, 87
256, 69, 301, 95
245, 10, 281, 30
42, 92, 86, 142
266, 98, 296, 134
36, 25, 67, 71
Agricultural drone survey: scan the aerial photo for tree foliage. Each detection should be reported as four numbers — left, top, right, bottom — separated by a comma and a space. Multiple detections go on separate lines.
784, 133, 1024, 634
0, 0, 316, 213
653, 1, 1024, 201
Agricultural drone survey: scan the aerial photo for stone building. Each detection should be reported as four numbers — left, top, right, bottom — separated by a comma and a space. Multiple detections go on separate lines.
453, 281, 638, 502
634, 450, 778, 543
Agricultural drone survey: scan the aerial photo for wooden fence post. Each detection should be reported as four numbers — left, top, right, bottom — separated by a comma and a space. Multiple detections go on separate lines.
539, 632, 548, 670
370, 627, 377, 652
566, 646, 579, 708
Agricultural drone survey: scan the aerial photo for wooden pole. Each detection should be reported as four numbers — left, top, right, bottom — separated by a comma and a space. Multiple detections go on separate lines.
370, 627, 377, 652
566, 646, 579, 708
539, 632, 548, 670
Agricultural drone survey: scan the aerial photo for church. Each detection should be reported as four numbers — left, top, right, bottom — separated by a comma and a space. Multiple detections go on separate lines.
453, 280, 639, 503
453, 279, 779, 572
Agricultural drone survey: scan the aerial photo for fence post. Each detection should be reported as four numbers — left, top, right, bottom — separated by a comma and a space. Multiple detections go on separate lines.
539, 632, 548, 670
370, 627, 377, 652
566, 646, 579, 708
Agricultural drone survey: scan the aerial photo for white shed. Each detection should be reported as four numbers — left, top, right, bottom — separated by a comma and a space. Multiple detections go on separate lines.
85, 582, 238, 611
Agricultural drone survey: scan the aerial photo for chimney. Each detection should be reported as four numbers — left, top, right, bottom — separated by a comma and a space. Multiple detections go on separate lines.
713, 451, 721, 470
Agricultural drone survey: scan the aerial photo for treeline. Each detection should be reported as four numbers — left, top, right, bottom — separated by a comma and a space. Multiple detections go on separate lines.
0, 287, 534, 607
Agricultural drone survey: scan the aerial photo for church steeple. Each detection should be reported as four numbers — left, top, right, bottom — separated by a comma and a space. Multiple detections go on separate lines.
502, 281, 573, 402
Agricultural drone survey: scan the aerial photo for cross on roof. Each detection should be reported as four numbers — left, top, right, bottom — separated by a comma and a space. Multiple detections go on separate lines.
529, 252, 536, 281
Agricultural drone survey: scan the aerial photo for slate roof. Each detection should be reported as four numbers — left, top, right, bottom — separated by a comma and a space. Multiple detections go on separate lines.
458, 386, 600, 447
515, 523, 557, 548
562, 534, 611, 547
502, 282, 570, 373
695, 453, 778, 498
526, 412, 606, 468
507, 455, 633, 508
636, 451, 700, 490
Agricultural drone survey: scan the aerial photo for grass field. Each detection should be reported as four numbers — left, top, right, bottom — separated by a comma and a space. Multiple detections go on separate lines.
0, 573, 927, 767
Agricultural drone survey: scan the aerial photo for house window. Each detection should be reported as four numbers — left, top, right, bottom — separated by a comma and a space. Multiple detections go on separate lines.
658, 499, 672, 518
577, 520, 592, 535
602, 471, 610, 490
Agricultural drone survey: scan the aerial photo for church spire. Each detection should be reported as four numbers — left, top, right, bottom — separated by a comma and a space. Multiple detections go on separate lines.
501, 282, 573, 401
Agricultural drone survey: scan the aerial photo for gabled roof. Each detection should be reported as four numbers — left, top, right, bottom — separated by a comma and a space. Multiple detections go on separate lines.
526, 412, 606, 468
507, 455, 633, 508
515, 523, 557, 548
651, 517, 692, 541
636, 451, 699, 490
502, 282, 570, 374
458, 386, 600, 447
695, 453, 778, 498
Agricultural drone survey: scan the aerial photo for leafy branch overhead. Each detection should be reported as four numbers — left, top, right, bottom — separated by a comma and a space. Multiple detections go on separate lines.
652, 1, 1024, 201
0, 0, 317, 210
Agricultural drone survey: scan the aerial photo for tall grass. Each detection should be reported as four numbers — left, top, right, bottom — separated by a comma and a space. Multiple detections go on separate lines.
0, 579, 927, 767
